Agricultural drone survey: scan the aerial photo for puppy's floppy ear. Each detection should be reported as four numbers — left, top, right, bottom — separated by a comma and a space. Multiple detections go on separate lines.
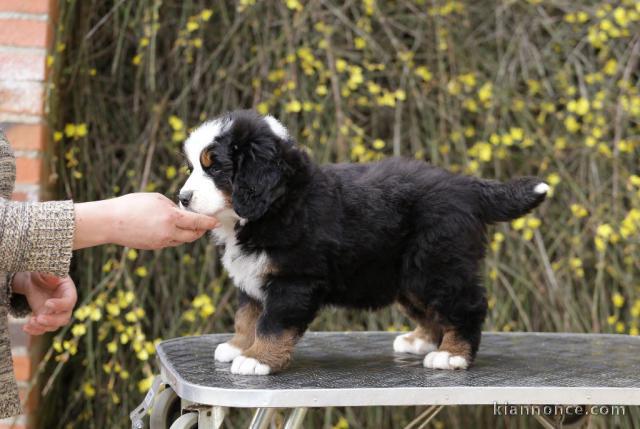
232, 137, 284, 221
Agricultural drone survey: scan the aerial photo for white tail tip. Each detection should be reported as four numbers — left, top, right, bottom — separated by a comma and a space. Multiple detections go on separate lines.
534, 182, 550, 194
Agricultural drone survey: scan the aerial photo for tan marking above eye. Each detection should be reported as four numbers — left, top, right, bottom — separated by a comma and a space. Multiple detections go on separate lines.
200, 149, 214, 168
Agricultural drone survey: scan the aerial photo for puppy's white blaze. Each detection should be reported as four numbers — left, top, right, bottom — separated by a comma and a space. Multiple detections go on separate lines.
423, 351, 468, 370
214, 342, 242, 362
180, 168, 227, 216
183, 119, 228, 159
264, 115, 288, 139
393, 333, 437, 355
230, 355, 271, 375
534, 182, 550, 194
180, 119, 233, 216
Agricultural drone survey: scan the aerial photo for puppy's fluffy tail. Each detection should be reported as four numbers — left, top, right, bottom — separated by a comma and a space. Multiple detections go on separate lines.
476, 177, 549, 223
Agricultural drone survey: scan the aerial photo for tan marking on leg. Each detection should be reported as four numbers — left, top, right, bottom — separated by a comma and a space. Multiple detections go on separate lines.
399, 302, 444, 347
242, 330, 298, 373
403, 326, 438, 346
228, 301, 262, 350
438, 328, 472, 362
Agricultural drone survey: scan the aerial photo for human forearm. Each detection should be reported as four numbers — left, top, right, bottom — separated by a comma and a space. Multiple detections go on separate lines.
73, 200, 113, 249
74, 193, 219, 250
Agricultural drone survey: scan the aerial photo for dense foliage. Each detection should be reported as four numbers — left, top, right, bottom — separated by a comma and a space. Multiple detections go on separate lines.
38, 0, 639, 427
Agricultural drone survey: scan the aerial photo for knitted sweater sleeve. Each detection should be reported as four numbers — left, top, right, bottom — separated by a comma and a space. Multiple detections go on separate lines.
0, 130, 75, 317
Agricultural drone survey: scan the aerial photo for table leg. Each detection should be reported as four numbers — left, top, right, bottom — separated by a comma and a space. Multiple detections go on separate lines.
198, 406, 226, 429
283, 408, 308, 429
249, 408, 276, 429
174, 404, 225, 429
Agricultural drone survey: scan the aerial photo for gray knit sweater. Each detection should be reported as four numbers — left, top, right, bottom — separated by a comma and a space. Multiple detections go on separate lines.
0, 129, 75, 419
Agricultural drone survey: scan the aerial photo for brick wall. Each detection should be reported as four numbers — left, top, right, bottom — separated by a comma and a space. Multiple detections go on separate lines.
0, 1, 58, 428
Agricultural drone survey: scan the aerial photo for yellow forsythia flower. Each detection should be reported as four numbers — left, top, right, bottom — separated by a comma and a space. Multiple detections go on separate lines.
71, 324, 86, 337
570, 204, 588, 218
285, 100, 302, 113
200, 9, 213, 21
166, 166, 177, 179
168, 115, 184, 131
333, 417, 349, 429
83, 383, 96, 398
477, 82, 492, 103
138, 376, 155, 393
612, 293, 625, 308
372, 139, 385, 150
106, 303, 120, 316
511, 218, 526, 230
135, 266, 148, 277
186, 21, 199, 32
603, 58, 617, 75
286, 0, 303, 11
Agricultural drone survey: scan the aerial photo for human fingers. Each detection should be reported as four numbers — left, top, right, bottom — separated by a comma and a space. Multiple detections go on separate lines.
38, 272, 63, 284
174, 209, 219, 231
23, 325, 44, 335
23, 318, 48, 335
171, 227, 208, 244
35, 313, 71, 329
33, 273, 66, 290
44, 281, 77, 312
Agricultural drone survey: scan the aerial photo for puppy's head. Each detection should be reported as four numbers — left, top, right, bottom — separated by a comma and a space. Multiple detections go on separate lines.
179, 110, 294, 222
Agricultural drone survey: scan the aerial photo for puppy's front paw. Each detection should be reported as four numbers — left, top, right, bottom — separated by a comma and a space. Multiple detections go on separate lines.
423, 351, 469, 370
230, 355, 271, 375
215, 342, 242, 362
393, 333, 437, 355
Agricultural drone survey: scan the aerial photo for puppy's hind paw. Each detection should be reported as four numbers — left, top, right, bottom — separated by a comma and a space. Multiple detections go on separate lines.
423, 351, 469, 370
393, 333, 437, 355
214, 342, 242, 362
230, 355, 271, 375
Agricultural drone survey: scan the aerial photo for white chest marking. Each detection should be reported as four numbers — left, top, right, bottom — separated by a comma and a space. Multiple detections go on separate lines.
211, 211, 270, 302
222, 240, 269, 301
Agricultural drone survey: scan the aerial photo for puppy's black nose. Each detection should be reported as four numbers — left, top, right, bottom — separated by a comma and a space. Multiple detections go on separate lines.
178, 190, 193, 207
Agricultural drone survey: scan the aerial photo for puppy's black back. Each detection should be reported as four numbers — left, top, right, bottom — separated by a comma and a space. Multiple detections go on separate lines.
312, 157, 546, 310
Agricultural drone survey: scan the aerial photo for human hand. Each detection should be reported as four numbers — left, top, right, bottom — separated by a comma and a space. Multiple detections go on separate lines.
11, 273, 77, 335
108, 193, 220, 249
74, 193, 220, 250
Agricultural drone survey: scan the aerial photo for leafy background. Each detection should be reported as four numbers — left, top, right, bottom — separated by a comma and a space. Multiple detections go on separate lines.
34, 0, 640, 427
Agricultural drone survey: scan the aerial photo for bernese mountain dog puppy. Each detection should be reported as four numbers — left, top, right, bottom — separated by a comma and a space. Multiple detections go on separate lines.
178, 110, 548, 375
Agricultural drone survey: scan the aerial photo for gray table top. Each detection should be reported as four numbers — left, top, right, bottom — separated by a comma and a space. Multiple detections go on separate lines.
156, 332, 640, 408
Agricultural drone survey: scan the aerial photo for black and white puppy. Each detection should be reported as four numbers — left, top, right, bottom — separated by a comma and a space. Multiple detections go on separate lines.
179, 110, 548, 375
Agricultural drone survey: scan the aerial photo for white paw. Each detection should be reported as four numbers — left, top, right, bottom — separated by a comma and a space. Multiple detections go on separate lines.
230, 355, 271, 375
423, 351, 469, 370
214, 342, 242, 362
393, 333, 437, 355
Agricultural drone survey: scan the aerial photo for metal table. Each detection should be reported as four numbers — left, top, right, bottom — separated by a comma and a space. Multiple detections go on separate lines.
131, 331, 640, 429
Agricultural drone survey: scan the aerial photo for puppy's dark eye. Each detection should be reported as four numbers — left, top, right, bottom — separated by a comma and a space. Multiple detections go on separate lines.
200, 150, 214, 168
